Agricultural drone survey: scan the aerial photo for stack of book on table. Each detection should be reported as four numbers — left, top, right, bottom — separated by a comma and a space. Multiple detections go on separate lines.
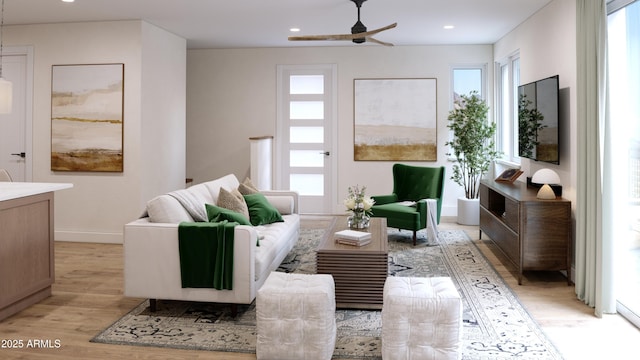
334, 229, 372, 246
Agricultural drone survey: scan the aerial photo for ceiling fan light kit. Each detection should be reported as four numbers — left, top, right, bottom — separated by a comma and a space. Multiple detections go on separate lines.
288, 0, 396, 46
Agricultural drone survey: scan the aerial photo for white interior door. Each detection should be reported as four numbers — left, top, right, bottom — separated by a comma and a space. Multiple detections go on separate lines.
0, 47, 32, 182
276, 65, 337, 214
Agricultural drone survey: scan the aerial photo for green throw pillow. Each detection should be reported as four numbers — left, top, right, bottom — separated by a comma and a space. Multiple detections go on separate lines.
243, 193, 284, 226
205, 203, 251, 225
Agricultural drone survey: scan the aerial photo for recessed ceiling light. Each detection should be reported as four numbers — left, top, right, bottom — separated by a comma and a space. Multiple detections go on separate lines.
62, 0, 75, 3
290, 28, 300, 32
443, 25, 455, 30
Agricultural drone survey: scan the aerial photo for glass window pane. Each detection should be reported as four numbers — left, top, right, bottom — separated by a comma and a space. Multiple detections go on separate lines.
290, 101, 324, 119
290, 126, 323, 143
290, 75, 324, 94
608, 0, 640, 326
290, 174, 324, 196
500, 64, 511, 156
290, 150, 324, 167
512, 59, 521, 158
453, 68, 482, 97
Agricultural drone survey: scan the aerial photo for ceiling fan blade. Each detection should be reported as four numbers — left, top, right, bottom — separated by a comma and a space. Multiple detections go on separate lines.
366, 37, 393, 47
288, 34, 355, 41
360, 22, 397, 37
288, 23, 397, 42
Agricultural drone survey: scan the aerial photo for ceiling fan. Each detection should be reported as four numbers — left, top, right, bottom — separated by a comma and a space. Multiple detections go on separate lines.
288, 0, 397, 46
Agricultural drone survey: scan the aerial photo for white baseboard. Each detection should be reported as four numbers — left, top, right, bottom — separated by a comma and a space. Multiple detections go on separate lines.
440, 215, 458, 223
55, 230, 123, 244
442, 205, 457, 218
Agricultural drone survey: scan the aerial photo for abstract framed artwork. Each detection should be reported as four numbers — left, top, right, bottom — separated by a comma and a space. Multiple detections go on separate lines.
51, 63, 124, 172
354, 78, 437, 161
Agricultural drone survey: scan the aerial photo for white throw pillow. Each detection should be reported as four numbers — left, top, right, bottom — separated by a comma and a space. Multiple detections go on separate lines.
146, 194, 194, 223
264, 195, 294, 215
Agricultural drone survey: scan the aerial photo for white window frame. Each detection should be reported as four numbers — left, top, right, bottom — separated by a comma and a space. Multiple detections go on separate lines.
448, 64, 488, 160
494, 51, 520, 165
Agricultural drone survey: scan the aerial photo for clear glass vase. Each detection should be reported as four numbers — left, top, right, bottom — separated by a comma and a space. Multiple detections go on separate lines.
347, 211, 370, 230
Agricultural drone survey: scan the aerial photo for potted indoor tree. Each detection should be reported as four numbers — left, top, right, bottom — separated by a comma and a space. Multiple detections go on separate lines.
446, 91, 500, 225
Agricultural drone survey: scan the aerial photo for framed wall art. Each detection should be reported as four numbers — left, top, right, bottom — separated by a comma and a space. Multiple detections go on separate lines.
51, 63, 124, 172
354, 78, 437, 161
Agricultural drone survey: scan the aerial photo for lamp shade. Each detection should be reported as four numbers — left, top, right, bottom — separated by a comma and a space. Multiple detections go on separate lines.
531, 168, 561, 185
0, 77, 12, 114
531, 168, 561, 199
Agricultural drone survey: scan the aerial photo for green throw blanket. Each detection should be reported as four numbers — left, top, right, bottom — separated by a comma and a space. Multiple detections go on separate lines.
178, 221, 236, 290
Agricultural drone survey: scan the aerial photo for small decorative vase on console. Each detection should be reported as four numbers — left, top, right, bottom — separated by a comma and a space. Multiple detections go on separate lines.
348, 209, 370, 230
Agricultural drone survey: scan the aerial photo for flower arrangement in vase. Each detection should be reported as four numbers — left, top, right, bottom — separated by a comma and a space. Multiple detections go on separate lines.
344, 185, 375, 229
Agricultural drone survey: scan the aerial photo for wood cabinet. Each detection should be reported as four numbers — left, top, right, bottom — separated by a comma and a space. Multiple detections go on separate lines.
479, 179, 571, 285
0, 183, 72, 321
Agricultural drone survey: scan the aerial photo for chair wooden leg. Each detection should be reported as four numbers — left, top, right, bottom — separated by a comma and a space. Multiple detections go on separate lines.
149, 299, 157, 312
413, 231, 417, 246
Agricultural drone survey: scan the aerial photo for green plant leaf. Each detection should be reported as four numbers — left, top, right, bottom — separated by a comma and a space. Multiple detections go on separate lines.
447, 91, 501, 199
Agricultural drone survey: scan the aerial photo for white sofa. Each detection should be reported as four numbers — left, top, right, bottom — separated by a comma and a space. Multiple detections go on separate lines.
123, 174, 300, 310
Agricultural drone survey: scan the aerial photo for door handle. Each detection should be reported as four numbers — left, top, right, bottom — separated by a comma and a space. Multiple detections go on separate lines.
11, 152, 26, 158
319, 151, 330, 156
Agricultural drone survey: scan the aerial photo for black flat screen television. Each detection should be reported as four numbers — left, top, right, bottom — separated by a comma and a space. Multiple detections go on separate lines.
518, 75, 560, 164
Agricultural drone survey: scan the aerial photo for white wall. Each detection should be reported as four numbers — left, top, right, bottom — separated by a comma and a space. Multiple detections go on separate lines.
494, 0, 577, 206
6, 20, 186, 243
187, 45, 493, 216
140, 22, 187, 206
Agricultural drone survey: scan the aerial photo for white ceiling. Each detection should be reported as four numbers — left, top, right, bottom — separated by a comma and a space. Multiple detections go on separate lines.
4, 0, 553, 49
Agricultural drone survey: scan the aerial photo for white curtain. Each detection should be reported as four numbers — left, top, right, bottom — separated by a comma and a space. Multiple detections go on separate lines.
575, 0, 616, 316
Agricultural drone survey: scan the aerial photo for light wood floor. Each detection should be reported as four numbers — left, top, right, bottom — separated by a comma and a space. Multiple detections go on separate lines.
1, 217, 638, 359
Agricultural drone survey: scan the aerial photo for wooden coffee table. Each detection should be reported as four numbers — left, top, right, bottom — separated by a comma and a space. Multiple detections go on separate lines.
316, 216, 388, 309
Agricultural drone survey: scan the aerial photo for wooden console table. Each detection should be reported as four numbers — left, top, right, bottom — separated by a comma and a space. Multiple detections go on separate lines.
479, 179, 571, 285
0, 182, 72, 321
316, 217, 388, 309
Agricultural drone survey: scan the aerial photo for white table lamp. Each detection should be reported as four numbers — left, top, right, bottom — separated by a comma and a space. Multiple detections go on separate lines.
531, 169, 561, 199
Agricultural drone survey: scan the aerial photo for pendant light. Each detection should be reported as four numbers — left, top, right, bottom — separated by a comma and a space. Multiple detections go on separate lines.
0, 0, 12, 114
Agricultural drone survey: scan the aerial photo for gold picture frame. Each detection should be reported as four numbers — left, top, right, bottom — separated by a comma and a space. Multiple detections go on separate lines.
353, 78, 437, 161
51, 63, 124, 172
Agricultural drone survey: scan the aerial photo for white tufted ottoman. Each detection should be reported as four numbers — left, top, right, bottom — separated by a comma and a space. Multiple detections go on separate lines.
256, 272, 336, 360
382, 277, 462, 360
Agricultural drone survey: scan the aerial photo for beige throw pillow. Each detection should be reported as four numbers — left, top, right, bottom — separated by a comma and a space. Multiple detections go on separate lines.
238, 183, 259, 195
239, 177, 260, 195
217, 188, 250, 220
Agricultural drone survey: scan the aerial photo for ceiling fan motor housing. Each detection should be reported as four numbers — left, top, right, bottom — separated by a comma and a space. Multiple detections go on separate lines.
351, 0, 367, 43
351, 20, 367, 43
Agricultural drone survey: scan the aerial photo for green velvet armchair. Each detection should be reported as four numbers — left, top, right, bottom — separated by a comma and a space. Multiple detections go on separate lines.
370, 164, 445, 245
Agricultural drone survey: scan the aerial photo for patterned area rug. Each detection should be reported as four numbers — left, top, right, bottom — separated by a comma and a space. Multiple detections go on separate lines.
92, 224, 563, 359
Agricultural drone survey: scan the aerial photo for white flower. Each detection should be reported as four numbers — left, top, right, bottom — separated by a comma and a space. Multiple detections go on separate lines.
362, 197, 375, 210
344, 185, 375, 214
344, 197, 356, 210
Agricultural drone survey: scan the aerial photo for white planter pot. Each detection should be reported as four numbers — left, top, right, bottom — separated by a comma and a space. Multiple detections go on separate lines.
457, 197, 480, 225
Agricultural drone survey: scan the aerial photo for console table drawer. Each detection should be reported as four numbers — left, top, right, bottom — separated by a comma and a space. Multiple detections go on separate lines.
504, 198, 519, 232
480, 208, 519, 264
